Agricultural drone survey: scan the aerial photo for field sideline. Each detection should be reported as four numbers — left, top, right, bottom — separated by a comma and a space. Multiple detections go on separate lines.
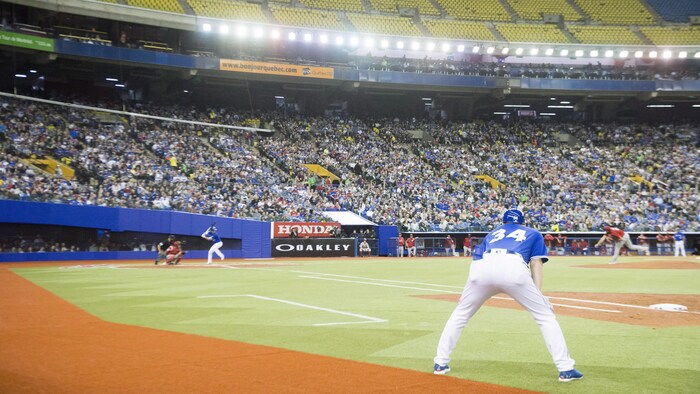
3, 255, 699, 393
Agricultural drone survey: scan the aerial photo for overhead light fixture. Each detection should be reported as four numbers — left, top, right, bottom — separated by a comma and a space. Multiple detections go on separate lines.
590, 50, 598, 57
530, 48, 539, 55
540, 113, 556, 116
105, 77, 118, 82
288, 32, 297, 41
335, 36, 344, 45
115, 83, 125, 88
646, 104, 674, 108
550, 97, 557, 100
235, 25, 248, 38
421, 97, 432, 101
486, 46, 495, 54
364, 37, 374, 48
662, 50, 672, 59
678, 51, 687, 58
202, 23, 211, 32
545, 48, 554, 56
619, 50, 629, 58
560, 101, 571, 104
515, 48, 523, 55
604, 50, 613, 57
649, 50, 658, 58
560, 49, 569, 56
380, 39, 389, 49
695, 51, 700, 58
575, 50, 583, 57
274, 96, 284, 99
253, 27, 264, 39
693, 104, 700, 107
472, 45, 480, 53
219, 25, 229, 35
14, 74, 27, 78
457, 44, 465, 52
501, 47, 510, 55
396, 41, 404, 49
303, 33, 313, 42
411, 41, 420, 50
426, 42, 436, 51
319, 34, 328, 44
183, 90, 189, 93
349, 36, 359, 47
635, 50, 644, 58
441, 43, 451, 52
270, 30, 280, 40
504, 104, 530, 108
493, 112, 508, 115
548, 105, 574, 108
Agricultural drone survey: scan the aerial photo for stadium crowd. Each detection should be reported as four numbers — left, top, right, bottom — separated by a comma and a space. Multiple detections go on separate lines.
1, 96, 698, 236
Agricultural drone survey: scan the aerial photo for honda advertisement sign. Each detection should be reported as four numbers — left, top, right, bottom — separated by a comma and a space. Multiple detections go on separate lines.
271, 238, 355, 257
273, 222, 341, 238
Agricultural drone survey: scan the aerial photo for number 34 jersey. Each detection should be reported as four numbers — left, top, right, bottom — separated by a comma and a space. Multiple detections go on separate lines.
481, 223, 549, 265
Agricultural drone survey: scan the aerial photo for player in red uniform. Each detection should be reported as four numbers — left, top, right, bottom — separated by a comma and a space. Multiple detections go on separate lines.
406, 234, 416, 257
397, 234, 405, 258
165, 241, 184, 265
462, 235, 472, 257
595, 226, 649, 264
444, 235, 455, 256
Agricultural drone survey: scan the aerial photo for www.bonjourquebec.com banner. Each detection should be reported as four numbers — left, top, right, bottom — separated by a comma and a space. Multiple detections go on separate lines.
220, 59, 334, 79
0, 31, 54, 52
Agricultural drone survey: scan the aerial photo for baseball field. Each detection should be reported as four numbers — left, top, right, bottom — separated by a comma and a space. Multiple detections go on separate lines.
1, 255, 698, 393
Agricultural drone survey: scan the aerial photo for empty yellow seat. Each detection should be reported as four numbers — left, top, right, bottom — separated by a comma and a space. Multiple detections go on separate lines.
568, 25, 644, 45
297, 0, 364, 12
507, 0, 583, 21
369, 0, 440, 16
188, 0, 267, 22
640, 26, 700, 45
496, 23, 569, 43
347, 13, 423, 36
573, 0, 656, 25
270, 6, 346, 30
126, 0, 184, 14
423, 19, 496, 40
435, 0, 511, 21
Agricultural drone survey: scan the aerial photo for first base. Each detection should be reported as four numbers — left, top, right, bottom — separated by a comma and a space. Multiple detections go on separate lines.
649, 303, 688, 311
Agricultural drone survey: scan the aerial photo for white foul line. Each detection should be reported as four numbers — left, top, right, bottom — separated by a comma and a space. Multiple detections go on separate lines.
491, 296, 621, 313
196, 294, 386, 326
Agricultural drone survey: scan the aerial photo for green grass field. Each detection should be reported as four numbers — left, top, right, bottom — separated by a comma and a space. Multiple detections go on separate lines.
14, 256, 700, 393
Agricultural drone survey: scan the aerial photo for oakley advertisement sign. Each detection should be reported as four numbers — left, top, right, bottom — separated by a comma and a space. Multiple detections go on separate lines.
271, 238, 355, 257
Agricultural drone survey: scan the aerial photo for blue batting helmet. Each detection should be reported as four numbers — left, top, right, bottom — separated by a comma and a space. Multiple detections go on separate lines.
210, 226, 217, 232
502, 209, 525, 224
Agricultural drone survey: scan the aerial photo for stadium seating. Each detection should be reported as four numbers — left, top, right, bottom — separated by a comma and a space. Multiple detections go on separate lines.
297, 0, 364, 13
567, 25, 644, 45
126, 0, 185, 14
347, 13, 423, 36
507, 0, 583, 21
572, 0, 656, 25
435, 0, 511, 21
423, 19, 496, 41
495, 23, 570, 43
640, 26, 700, 45
270, 6, 346, 30
369, 0, 440, 16
187, 0, 267, 22
646, 0, 700, 23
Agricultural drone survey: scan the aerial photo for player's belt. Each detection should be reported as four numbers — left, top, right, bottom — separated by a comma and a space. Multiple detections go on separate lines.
483, 250, 524, 261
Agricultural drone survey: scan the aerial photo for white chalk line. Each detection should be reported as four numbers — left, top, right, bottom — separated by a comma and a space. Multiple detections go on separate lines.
196, 294, 386, 326
298, 274, 697, 315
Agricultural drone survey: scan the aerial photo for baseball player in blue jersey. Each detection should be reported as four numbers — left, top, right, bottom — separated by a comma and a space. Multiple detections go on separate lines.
433, 209, 583, 382
201, 225, 224, 264
673, 230, 686, 257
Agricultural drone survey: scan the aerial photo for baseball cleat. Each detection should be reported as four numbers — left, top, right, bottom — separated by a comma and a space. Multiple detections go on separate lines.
558, 368, 583, 382
433, 363, 450, 375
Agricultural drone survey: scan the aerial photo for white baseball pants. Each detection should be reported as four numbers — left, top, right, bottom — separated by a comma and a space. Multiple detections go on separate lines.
434, 255, 575, 372
397, 245, 404, 257
207, 241, 224, 264
674, 241, 686, 257
611, 234, 648, 262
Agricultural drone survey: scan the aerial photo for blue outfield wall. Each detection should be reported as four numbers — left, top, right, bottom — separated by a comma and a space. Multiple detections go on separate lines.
0, 200, 271, 262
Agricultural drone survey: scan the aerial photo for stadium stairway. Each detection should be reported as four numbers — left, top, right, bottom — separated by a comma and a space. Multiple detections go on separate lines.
426, 0, 447, 18
413, 16, 431, 37
632, 26, 654, 45
496, 0, 518, 22
337, 12, 356, 31
358, 0, 372, 13
176, 0, 195, 15
261, 2, 277, 25
560, 26, 580, 43
564, 0, 589, 22
638, 0, 664, 25
486, 22, 506, 42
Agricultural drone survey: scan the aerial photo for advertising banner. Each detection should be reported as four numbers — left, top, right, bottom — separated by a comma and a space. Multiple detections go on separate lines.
220, 59, 334, 79
0, 31, 54, 52
273, 222, 341, 238
271, 238, 355, 257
